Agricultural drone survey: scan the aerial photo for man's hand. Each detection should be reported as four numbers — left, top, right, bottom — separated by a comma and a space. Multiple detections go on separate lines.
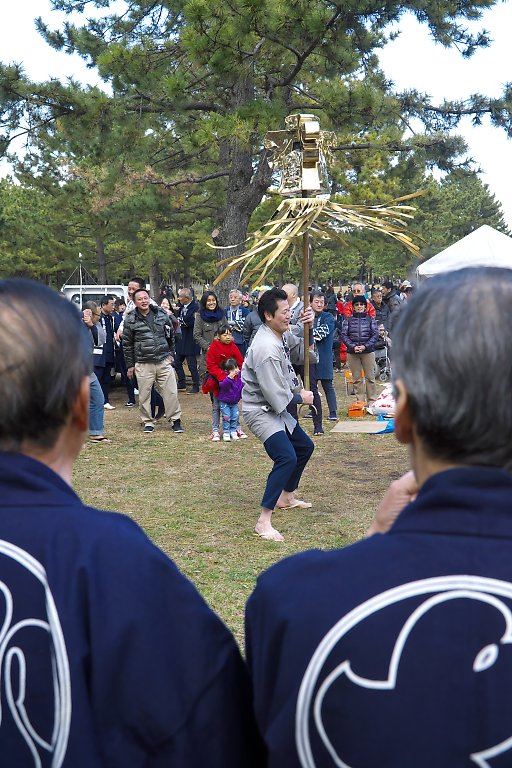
82, 309, 93, 327
300, 307, 314, 325
354, 344, 365, 353
116, 329, 123, 341
366, 471, 419, 536
127, 367, 135, 379
300, 389, 314, 405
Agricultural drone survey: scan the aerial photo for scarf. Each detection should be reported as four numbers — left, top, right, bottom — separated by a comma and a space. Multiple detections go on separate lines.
200, 306, 224, 322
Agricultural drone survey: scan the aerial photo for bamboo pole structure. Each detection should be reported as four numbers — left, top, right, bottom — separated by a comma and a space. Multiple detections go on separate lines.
302, 219, 311, 391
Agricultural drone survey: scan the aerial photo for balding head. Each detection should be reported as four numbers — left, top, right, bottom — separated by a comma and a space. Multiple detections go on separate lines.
282, 283, 299, 305
0, 280, 91, 452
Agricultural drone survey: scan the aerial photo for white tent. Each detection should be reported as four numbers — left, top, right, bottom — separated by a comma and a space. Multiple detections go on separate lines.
416, 225, 512, 278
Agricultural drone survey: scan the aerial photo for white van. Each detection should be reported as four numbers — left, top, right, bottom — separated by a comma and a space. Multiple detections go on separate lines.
61, 284, 128, 307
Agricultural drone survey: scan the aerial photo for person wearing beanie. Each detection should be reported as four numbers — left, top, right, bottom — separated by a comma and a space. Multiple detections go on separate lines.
340, 295, 379, 408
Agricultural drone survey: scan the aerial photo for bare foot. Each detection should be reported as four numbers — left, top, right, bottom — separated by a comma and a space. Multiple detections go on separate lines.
254, 523, 284, 542
276, 495, 312, 510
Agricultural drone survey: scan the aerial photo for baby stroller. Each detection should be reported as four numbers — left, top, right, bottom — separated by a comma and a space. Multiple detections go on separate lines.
375, 325, 392, 382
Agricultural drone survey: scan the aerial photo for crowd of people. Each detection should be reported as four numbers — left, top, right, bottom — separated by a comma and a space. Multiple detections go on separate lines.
82, 277, 414, 443
2, 266, 512, 766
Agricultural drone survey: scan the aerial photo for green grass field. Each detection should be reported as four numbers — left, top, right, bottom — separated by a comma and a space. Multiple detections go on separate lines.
73, 372, 409, 645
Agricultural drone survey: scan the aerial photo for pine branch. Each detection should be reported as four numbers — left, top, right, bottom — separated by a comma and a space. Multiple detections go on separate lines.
142, 171, 230, 188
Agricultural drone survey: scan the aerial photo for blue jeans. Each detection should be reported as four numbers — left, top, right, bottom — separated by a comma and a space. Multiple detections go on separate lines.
89, 374, 105, 436
219, 401, 239, 434
318, 378, 338, 417
261, 424, 314, 510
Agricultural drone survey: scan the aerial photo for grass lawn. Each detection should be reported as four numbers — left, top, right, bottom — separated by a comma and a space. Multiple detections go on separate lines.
73, 370, 409, 646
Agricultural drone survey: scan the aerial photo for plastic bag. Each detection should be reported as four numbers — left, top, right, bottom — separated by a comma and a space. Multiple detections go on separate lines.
367, 385, 396, 417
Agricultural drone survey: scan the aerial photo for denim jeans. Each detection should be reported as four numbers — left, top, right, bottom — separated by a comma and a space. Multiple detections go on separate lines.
89, 373, 105, 436
219, 401, 239, 434
261, 424, 314, 510
318, 378, 338, 417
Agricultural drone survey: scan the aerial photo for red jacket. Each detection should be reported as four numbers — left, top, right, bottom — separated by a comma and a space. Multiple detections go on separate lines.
203, 340, 244, 395
343, 299, 376, 318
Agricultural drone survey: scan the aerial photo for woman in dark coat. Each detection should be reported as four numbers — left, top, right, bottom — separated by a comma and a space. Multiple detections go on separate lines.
341, 295, 379, 407
193, 291, 226, 439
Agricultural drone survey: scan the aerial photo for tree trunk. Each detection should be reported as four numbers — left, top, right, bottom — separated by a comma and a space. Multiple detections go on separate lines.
183, 254, 191, 289
212, 78, 274, 306
96, 234, 107, 283
149, 260, 162, 298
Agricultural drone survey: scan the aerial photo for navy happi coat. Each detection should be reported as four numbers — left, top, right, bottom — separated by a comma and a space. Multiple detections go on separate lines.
0, 453, 262, 767
246, 467, 512, 767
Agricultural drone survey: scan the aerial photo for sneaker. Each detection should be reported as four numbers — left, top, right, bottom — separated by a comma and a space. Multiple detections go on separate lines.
186, 386, 199, 394
327, 414, 338, 421
236, 429, 248, 439
177, 384, 187, 391
210, 431, 221, 442
143, 425, 155, 433
171, 419, 184, 433
134, 388, 139, 395
303, 412, 313, 419
223, 433, 231, 442
313, 429, 325, 436
230, 431, 239, 441
125, 401, 136, 407
104, 403, 116, 410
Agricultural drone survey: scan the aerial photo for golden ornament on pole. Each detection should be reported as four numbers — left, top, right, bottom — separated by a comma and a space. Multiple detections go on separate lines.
211, 113, 423, 387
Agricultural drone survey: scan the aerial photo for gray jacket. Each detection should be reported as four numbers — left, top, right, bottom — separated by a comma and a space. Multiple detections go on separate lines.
123, 306, 174, 368
193, 313, 225, 353
242, 324, 302, 443
242, 309, 263, 348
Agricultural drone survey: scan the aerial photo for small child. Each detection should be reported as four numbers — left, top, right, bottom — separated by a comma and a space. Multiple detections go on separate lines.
218, 358, 244, 442
203, 323, 247, 441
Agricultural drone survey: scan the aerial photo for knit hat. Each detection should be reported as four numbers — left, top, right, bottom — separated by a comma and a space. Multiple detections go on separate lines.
352, 296, 367, 308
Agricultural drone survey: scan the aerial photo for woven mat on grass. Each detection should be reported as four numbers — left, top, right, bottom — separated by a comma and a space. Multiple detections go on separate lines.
330, 419, 393, 434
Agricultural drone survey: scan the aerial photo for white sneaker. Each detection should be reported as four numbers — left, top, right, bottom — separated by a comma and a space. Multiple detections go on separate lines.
223, 433, 231, 442
236, 429, 248, 439
134, 388, 139, 395
230, 431, 239, 441
210, 431, 221, 442
104, 403, 116, 410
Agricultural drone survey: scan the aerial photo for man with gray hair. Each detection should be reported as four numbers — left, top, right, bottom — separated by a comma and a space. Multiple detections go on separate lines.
225, 288, 250, 357
246, 267, 512, 765
174, 286, 200, 393
343, 281, 376, 318
0, 278, 262, 766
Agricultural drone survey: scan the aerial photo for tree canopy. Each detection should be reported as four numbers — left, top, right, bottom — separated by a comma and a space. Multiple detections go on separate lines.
0, 0, 511, 289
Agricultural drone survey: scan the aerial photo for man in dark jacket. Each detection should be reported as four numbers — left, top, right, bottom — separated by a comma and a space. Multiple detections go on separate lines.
382, 280, 401, 326
370, 287, 391, 330
340, 295, 379, 406
246, 267, 512, 768
98, 294, 117, 408
123, 288, 184, 433
174, 287, 200, 393
0, 278, 263, 768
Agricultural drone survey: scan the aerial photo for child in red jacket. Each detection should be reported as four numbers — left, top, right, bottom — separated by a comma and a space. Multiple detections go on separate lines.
203, 324, 247, 441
